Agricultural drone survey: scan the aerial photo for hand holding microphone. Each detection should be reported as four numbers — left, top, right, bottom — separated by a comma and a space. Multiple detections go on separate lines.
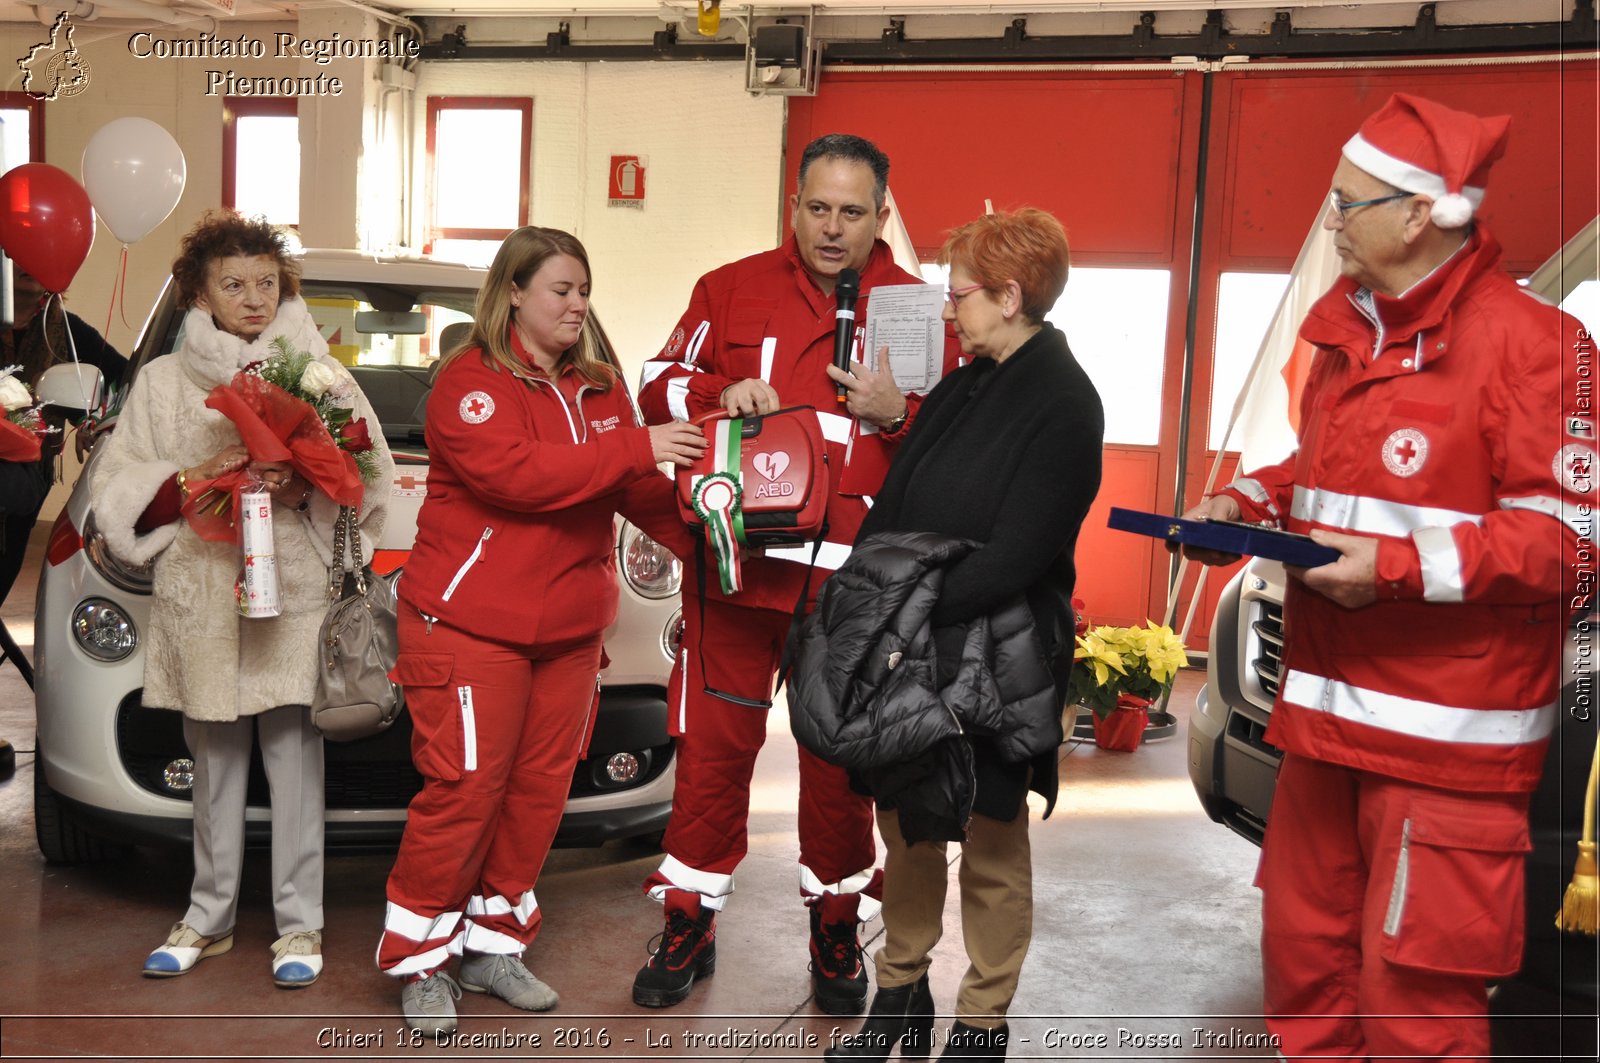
832, 267, 860, 406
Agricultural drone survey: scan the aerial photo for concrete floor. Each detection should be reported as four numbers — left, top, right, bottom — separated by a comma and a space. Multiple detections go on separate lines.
0, 531, 1588, 1061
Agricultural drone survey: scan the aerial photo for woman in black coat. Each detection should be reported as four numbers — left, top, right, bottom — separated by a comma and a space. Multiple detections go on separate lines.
826, 209, 1103, 1062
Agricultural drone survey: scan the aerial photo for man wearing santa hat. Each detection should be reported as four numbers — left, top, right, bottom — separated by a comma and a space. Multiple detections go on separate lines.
1181, 94, 1587, 1060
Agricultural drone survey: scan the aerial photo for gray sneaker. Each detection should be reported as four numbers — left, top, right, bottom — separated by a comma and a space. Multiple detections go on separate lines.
459, 952, 559, 1011
401, 971, 462, 1036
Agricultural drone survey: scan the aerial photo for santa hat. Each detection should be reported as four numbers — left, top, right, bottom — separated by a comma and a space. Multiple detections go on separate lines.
1341, 93, 1511, 229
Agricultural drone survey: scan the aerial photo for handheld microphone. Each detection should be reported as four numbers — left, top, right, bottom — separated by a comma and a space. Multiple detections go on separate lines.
832, 268, 860, 405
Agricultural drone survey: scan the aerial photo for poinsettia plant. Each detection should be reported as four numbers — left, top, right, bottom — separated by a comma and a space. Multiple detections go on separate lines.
244, 337, 380, 484
1070, 619, 1189, 720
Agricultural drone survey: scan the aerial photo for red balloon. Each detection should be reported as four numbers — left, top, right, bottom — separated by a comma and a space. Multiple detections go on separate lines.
0, 163, 95, 294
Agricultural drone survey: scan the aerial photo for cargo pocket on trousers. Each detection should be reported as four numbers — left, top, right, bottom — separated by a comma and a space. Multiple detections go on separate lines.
1379, 793, 1532, 978
391, 652, 467, 782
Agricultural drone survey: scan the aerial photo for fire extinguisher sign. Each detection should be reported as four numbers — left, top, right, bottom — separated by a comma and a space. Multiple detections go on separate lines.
608, 155, 646, 209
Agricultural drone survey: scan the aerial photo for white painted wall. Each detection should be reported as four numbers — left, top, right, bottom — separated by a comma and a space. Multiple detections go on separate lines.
411, 60, 785, 377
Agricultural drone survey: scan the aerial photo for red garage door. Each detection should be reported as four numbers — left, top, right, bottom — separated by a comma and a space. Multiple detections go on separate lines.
791, 57, 1598, 646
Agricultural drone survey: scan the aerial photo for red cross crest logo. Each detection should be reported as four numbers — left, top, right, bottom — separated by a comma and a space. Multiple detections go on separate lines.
1381, 427, 1428, 478
1554, 443, 1598, 495
665, 327, 686, 358
459, 390, 495, 424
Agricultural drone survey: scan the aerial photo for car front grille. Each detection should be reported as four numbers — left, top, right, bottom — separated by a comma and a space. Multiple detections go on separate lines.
115, 695, 672, 810
1250, 599, 1285, 700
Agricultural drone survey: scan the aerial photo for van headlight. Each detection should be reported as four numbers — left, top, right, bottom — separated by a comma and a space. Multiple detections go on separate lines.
619, 521, 681, 599
72, 598, 138, 661
82, 514, 154, 594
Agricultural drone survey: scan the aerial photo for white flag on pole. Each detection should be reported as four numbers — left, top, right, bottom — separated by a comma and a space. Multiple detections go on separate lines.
882, 188, 922, 276
1222, 207, 1343, 476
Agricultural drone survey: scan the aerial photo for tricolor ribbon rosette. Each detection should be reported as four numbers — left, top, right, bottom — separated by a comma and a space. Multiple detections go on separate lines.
690, 470, 743, 595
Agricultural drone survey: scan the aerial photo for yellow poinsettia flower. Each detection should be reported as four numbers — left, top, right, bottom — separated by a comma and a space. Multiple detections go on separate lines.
1138, 620, 1190, 685
1075, 630, 1128, 687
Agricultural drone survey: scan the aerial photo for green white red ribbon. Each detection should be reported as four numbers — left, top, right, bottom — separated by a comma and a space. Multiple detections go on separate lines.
690, 416, 745, 594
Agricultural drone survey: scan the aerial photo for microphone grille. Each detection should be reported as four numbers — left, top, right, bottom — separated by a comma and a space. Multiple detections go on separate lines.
836, 268, 860, 297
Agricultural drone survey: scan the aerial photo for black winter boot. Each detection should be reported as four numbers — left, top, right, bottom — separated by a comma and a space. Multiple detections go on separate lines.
809, 892, 869, 1015
631, 890, 716, 1007
939, 1020, 1008, 1061
823, 972, 935, 1061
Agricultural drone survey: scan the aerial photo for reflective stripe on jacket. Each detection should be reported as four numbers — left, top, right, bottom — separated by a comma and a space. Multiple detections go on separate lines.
1223, 226, 1584, 792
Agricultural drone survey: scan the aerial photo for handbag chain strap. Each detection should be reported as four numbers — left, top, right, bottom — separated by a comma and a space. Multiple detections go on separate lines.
326, 505, 369, 602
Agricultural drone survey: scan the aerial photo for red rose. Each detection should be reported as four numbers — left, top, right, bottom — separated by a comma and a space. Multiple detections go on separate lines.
339, 417, 374, 453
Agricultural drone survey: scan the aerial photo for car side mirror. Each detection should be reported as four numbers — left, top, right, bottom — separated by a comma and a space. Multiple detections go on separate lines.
36, 363, 103, 415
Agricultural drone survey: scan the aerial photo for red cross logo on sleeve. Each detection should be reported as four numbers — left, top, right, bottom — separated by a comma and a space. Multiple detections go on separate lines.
459, 391, 495, 424
1382, 427, 1429, 478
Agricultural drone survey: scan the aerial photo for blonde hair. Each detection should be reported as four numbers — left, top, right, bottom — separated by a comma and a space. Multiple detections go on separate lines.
938, 208, 1070, 325
447, 226, 616, 389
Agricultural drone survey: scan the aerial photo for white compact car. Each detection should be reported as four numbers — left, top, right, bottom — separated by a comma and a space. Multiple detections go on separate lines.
33, 249, 683, 862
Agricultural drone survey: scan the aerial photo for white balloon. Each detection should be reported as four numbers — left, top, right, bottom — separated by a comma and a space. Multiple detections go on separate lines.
81, 117, 187, 245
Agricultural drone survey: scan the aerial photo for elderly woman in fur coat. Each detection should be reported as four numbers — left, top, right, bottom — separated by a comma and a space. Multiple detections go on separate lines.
91, 212, 392, 988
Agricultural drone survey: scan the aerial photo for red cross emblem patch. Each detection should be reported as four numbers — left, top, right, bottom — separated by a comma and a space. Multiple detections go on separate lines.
1555, 443, 1598, 495
1381, 427, 1429, 478
459, 391, 495, 424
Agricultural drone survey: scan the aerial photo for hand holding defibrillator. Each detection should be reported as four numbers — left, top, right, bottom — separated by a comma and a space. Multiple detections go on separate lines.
648, 421, 708, 466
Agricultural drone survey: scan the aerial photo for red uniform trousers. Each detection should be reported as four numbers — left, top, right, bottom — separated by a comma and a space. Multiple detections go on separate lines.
1260, 753, 1532, 1062
644, 591, 880, 913
378, 610, 602, 978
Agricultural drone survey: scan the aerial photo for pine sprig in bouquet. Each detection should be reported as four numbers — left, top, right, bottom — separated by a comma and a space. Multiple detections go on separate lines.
245, 337, 380, 484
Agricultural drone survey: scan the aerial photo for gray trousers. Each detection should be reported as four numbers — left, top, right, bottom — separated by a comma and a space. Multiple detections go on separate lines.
181, 706, 325, 937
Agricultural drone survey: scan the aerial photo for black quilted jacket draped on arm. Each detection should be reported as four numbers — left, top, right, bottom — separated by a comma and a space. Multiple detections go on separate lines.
787, 530, 1064, 842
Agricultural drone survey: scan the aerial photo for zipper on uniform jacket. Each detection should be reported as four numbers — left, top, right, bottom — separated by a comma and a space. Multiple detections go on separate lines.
442, 527, 492, 601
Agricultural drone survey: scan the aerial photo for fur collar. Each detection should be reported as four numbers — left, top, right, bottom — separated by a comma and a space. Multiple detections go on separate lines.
178, 296, 329, 392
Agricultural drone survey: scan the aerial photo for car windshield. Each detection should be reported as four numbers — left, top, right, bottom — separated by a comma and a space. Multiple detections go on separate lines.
130, 267, 631, 467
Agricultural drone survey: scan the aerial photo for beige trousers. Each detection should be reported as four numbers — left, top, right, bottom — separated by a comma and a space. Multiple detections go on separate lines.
872, 803, 1033, 1029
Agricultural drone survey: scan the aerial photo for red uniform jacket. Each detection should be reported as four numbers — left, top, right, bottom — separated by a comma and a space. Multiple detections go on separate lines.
401, 332, 686, 652
1223, 227, 1586, 793
638, 237, 962, 613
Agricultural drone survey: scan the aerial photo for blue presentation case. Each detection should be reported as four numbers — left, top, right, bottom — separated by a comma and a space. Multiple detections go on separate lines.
1107, 507, 1341, 568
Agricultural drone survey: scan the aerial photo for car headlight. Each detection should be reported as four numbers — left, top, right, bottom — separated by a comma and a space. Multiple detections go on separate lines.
71, 598, 138, 661
619, 521, 681, 599
662, 608, 684, 663
82, 513, 154, 594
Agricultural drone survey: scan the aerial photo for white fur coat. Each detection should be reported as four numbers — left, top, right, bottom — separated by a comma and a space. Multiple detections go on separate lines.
92, 297, 393, 721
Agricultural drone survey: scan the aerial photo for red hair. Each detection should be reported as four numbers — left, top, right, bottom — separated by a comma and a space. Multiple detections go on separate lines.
938, 208, 1070, 324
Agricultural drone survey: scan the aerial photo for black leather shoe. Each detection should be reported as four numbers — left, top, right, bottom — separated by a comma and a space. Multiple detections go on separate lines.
631, 891, 716, 1008
823, 972, 935, 1061
939, 1020, 1008, 1060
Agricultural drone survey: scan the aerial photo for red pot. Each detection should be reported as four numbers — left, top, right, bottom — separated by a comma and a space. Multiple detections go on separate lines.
1092, 694, 1152, 752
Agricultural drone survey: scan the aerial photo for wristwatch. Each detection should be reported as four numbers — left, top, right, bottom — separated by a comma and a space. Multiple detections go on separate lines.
882, 408, 910, 434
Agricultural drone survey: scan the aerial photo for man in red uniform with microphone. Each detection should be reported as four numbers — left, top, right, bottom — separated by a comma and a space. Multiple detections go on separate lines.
633, 133, 961, 1013
1181, 95, 1586, 1060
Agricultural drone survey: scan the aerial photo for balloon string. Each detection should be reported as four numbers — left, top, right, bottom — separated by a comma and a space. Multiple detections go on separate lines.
118, 246, 131, 329
103, 253, 120, 339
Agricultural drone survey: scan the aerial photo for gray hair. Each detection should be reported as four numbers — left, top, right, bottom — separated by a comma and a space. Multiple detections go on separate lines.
797, 134, 889, 212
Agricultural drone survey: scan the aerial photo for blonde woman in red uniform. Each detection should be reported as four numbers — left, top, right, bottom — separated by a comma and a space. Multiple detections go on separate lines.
375, 227, 704, 1035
